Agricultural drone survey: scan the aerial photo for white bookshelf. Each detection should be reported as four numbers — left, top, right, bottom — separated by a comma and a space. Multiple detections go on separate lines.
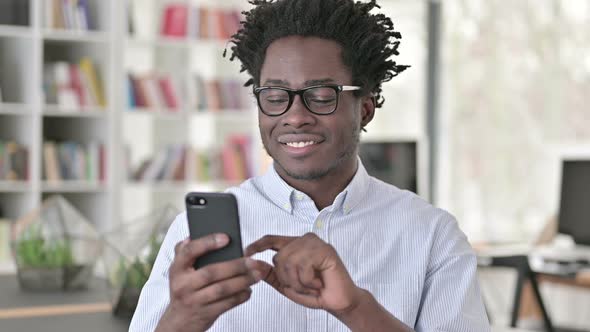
119, 0, 260, 221
0, 0, 428, 272
0, 0, 117, 276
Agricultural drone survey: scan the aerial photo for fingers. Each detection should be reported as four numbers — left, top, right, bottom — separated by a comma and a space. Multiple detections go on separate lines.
171, 234, 230, 273
298, 263, 323, 290
196, 270, 261, 304
201, 289, 253, 318
169, 257, 266, 308
186, 258, 263, 291
273, 256, 320, 296
244, 235, 296, 256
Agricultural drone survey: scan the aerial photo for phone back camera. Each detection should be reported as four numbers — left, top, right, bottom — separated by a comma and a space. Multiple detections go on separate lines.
187, 196, 207, 206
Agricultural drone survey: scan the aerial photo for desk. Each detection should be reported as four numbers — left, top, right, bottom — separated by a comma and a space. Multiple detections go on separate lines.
0, 274, 130, 332
477, 250, 590, 332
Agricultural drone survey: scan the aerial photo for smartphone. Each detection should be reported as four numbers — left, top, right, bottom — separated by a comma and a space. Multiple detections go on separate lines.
185, 192, 243, 269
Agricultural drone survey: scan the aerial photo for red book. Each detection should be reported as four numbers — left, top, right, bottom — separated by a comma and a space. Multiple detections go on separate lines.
211, 9, 227, 40
158, 77, 179, 109
199, 7, 209, 39
131, 75, 148, 108
69, 64, 86, 107
161, 4, 188, 37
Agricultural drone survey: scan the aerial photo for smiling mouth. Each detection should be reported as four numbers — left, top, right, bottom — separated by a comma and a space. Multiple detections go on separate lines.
284, 141, 317, 148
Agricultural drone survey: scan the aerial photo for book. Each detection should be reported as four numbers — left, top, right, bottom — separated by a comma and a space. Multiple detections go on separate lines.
42, 141, 105, 182
0, 141, 29, 181
43, 141, 61, 181
128, 73, 183, 111
161, 4, 188, 37
79, 57, 106, 107
198, 7, 210, 39
44, 60, 106, 109
187, 6, 200, 38
220, 135, 251, 182
69, 63, 87, 107
45, 0, 91, 30
53, 61, 78, 109
204, 80, 221, 111
158, 77, 180, 110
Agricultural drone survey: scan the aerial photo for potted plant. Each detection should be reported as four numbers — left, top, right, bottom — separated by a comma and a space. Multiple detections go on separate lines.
111, 235, 161, 317
102, 205, 178, 317
11, 195, 102, 291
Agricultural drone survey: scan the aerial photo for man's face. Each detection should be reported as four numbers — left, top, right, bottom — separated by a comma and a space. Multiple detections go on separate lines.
258, 36, 374, 182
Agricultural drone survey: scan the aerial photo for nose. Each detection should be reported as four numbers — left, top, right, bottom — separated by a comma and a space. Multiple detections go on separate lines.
281, 94, 316, 128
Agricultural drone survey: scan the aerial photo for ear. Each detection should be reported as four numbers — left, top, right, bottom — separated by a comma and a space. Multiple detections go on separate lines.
360, 95, 375, 128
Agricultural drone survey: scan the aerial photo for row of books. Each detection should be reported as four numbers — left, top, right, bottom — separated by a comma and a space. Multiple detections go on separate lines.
43, 141, 106, 182
43, 58, 107, 109
45, 0, 93, 30
189, 76, 250, 111
127, 74, 250, 112
160, 4, 241, 40
127, 73, 181, 110
0, 141, 28, 181
128, 135, 252, 183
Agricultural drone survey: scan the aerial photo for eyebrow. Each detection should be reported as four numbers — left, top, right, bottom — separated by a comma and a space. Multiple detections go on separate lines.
262, 78, 336, 87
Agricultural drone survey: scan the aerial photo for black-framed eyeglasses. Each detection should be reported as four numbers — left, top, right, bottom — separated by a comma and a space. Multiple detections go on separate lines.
253, 84, 362, 116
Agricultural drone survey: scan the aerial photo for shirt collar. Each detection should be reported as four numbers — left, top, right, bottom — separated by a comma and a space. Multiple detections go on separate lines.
258, 157, 370, 215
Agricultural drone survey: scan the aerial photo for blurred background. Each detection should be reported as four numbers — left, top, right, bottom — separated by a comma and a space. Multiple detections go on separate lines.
0, 0, 588, 331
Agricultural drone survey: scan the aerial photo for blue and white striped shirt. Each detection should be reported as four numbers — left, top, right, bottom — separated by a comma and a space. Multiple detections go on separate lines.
130, 160, 490, 331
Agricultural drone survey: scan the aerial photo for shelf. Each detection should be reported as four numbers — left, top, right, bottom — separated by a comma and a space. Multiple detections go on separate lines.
124, 109, 254, 121
0, 103, 31, 116
0, 261, 16, 275
125, 180, 238, 192
126, 36, 189, 49
0, 25, 32, 38
43, 105, 108, 118
42, 29, 110, 43
192, 110, 255, 122
124, 181, 187, 192
125, 108, 184, 119
0, 181, 31, 193
41, 181, 107, 193
125, 36, 228, 49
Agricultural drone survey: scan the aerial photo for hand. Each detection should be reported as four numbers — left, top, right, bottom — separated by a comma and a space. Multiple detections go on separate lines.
245, 233, 364, 315
156, 234, 266, 332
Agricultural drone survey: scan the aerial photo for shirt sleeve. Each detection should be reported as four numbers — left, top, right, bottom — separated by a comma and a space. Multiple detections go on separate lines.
414, 214, 491, 332
129, 212, 189, 332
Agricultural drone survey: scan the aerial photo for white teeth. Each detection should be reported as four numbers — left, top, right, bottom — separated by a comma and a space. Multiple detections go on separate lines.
286, 141, 316, 148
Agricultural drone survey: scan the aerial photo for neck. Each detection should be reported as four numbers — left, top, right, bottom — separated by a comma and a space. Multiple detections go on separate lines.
276, 159, 358, 210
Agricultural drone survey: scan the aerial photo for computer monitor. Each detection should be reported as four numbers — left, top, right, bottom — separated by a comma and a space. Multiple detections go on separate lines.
358, 141, 417, 194
557, 160, 590, 245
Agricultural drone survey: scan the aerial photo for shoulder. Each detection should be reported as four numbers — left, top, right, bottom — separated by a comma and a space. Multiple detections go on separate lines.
366, 176, 457, 229
225, 175, 271, 205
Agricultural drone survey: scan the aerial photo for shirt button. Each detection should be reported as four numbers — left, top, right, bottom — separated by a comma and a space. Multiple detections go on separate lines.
315, 219, 324, 229
283, 203, 290, 209
296, 194, 304, 200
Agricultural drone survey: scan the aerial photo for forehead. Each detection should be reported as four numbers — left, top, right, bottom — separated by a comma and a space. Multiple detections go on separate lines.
260, 36, 352, 86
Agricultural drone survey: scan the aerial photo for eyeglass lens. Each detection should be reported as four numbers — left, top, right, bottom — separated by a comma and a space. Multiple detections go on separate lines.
259, 87, 338, 115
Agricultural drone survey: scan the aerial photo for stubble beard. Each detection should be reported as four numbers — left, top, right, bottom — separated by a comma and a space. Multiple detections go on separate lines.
262, 125, 361, 181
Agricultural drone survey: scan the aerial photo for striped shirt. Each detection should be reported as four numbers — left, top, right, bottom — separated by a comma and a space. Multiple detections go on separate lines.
130, 160, 490, 332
